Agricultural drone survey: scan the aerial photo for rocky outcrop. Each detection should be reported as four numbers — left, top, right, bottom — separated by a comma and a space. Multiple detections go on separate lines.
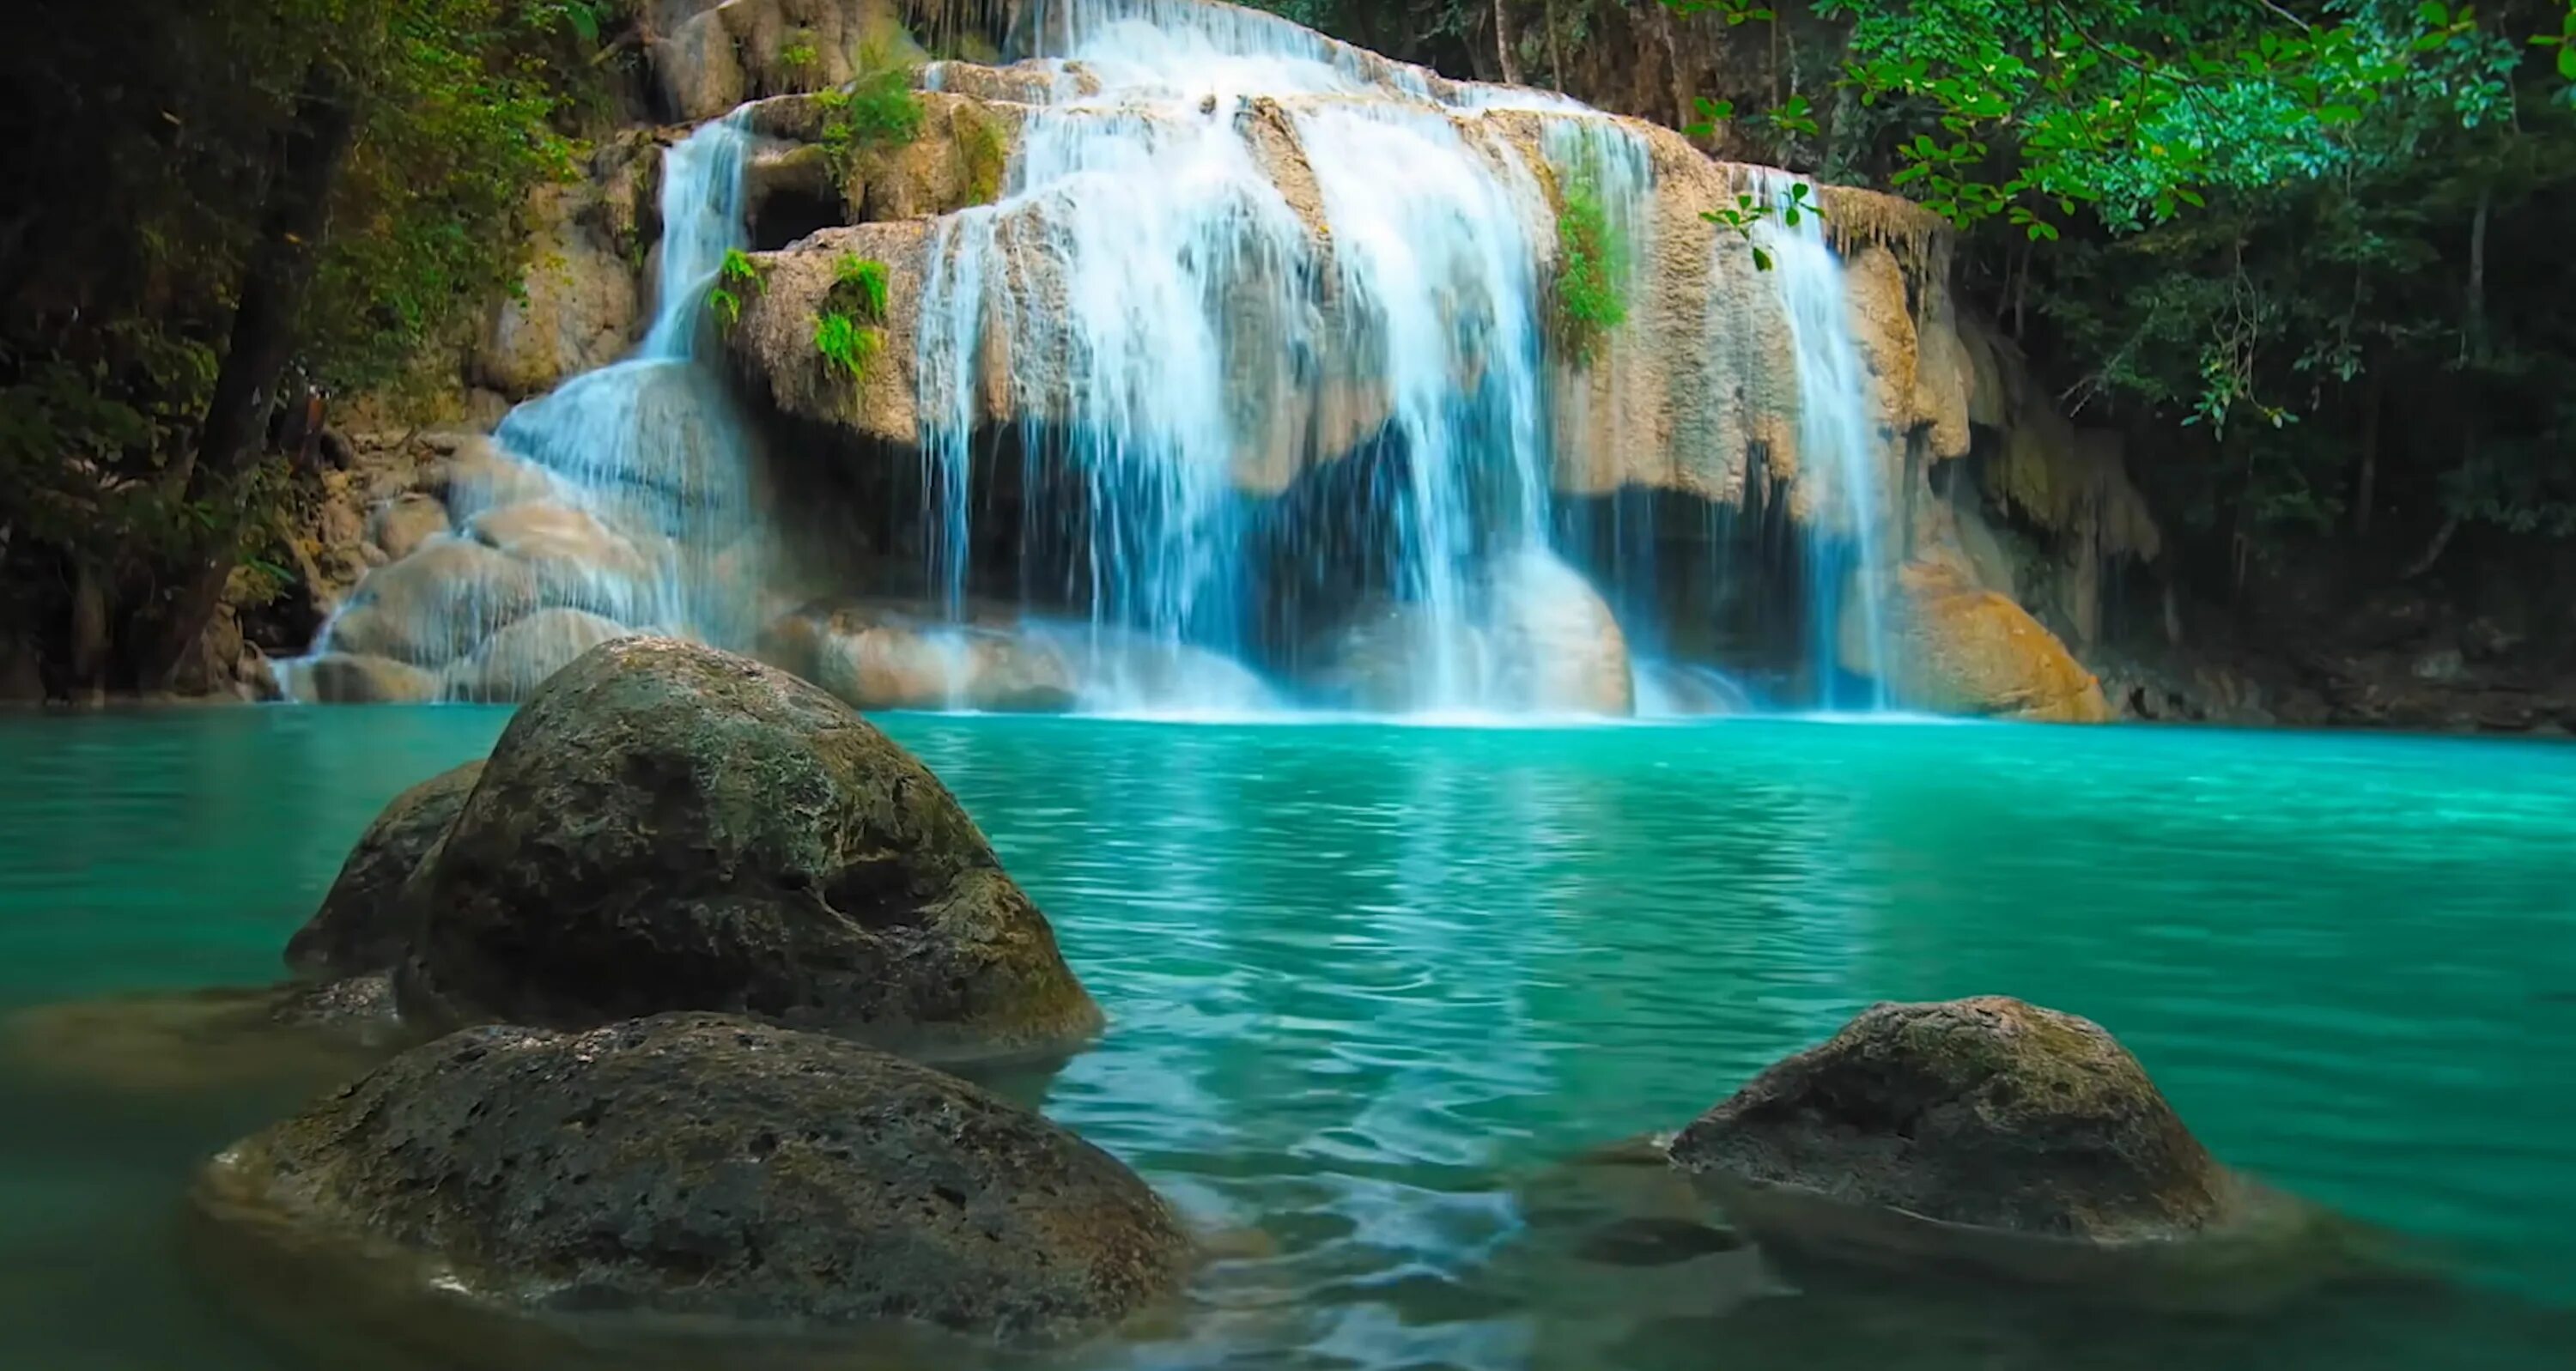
460, 128, 662, 402
1866, 561, 2111, 722
648, 0, 925, 121
286, 761, 486, 979
1666, 997, 2360, 1301
392, 637, 1103, 1059
196, 1013, 1194, 1343
761, 602, 1078, 712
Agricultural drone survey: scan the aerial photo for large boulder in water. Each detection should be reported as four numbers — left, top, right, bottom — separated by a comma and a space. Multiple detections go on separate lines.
286, 762, 486, 979
1666, 997, 2362, 1304
194, 1014, 1194, 1344
391, 636, 1102, 1059
1861, 561, 2111, 722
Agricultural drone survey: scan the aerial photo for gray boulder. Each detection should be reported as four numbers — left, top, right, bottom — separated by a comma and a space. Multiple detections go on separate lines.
392, 636, 1102, 1060
287, 762, 484, 978
194, 1014, 1194, 1344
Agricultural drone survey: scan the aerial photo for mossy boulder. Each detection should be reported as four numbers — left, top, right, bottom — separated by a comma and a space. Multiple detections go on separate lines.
194, 1014, 1194, 1344
287, 762, 485, 979
391, 636, 1101, 1060
1667, 997, 2365, 1304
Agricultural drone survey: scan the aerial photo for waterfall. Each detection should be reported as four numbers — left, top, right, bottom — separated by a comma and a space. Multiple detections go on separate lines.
291, 0, 1920, 720
1761, 177, 1892, 710
284, 116, 765, 703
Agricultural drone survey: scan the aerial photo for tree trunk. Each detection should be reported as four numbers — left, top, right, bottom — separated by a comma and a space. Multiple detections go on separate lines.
1492, 0, 1522, 86
1544, 0, 1565, 91
139, 58, 357, 689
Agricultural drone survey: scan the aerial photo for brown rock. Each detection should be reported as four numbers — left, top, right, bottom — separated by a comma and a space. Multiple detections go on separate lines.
1872, 561, 2111, 722
365, 493, 451, 563
1670, 998, 2223, 1242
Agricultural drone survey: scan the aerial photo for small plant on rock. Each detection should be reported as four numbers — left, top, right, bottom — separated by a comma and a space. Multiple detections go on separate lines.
955, 103, 1009, 208
814, 252, 893, 384
779, 29, 822, 88
1551, 170, 1631, 365
816, 45, 927, 182
706, 246, 767, 332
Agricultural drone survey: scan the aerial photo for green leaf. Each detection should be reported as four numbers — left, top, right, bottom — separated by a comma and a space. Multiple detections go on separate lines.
1751, 246, 1773, 271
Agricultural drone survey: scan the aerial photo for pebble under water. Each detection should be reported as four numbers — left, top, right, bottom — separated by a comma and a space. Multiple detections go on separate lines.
2, 708, 2573, 1369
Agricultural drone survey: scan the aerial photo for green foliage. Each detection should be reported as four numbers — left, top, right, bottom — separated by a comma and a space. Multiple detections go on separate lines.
780, 30, 823, 87
1550, 169, 1631, 363
816, 254, 893, 385
956, 104, 1011, 208
816, 50, 929, 182
0, 0, 625, 682
1703, 179, 1821, 271
708, 247, 767, 332
814, 311, 885, 383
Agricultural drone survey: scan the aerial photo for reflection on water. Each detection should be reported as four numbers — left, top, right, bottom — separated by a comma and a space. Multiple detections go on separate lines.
3, 711, 2574, 1368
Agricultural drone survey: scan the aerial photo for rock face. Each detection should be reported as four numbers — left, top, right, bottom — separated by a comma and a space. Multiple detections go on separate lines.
287, 762, 487, 979
392, 637, 1102, 1058
1668, 998, 2226, 1245
197, 1014, 1194, 1344
1871, 561, 2112, 723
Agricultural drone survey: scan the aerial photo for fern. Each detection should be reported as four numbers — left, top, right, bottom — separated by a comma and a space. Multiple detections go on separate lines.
829, 253, 891, 322
814, 309, 884, 383
707, 249, 766, 332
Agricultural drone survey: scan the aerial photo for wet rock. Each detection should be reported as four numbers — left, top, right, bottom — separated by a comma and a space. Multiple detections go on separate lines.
766, 603, 1078, 713
1668, 996, 2366, 1305
194, 1014, 1194, 1344
392, 637, 1102, 1059
366, 493, 452, 564
3, 977, 404, 1095
322, 540, 545, 669
1309, 551, 1634, 714
282, 652, 444, 705
441, 609, 638, 704
288, 762, 486, 978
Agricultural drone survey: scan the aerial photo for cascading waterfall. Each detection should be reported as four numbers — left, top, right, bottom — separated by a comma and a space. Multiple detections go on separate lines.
284, 115, 767, 702
916, 0, 1637, 714
294, 0, 1919, 719
1760, 177, 1893, 709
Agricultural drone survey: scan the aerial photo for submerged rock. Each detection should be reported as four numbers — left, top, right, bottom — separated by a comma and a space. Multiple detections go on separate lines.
1668, 996, 2366, 1306
392, 636, 1102, 1059
194, 1014, 1194, 1344
3, 976, 404, 1095
287, 762, 486, 979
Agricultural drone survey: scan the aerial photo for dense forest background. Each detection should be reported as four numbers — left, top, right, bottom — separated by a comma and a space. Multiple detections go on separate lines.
3, 0, 2572, 705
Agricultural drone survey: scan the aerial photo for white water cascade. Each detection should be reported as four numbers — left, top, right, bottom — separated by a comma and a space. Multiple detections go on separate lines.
290, 0, 1922, 719
1761, 177, 1893, 709
285, 115, 769, 704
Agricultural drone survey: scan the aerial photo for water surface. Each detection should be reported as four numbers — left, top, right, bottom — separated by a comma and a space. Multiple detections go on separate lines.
3, 709, 2573, 1368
